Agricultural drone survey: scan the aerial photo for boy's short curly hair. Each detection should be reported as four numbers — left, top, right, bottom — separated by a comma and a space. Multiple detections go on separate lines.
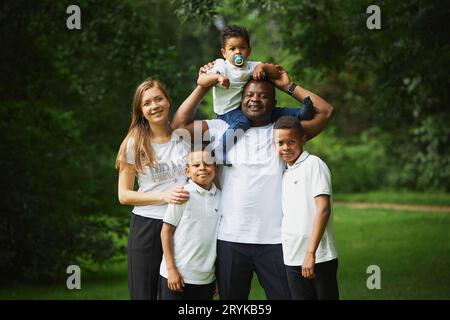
221, 25, 250, 48
274, 116, 305, 138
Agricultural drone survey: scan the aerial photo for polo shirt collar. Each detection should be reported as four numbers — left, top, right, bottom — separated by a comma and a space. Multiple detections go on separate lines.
188, 179, 217, 196
287, 150, 309, 171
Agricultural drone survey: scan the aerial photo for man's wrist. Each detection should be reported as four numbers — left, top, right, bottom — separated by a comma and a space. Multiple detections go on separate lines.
286, 82, 297, 95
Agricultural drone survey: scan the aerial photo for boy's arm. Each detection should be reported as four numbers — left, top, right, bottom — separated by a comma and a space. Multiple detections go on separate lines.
161, 222, 185, 292
197, 59, 229, 88
271, 66, 334, 141
197, 73, 230, 88
301, 195, 331, 279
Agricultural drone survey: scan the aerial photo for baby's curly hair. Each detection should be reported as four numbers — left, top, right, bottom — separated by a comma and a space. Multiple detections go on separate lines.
221, 25, 250, 48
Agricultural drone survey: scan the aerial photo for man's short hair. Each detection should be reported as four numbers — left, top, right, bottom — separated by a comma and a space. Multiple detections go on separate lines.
274, 116, 305, 137
221, 25, 250, 48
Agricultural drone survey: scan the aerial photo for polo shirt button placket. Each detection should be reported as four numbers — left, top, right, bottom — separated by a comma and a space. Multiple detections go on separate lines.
208, 194, 213, 212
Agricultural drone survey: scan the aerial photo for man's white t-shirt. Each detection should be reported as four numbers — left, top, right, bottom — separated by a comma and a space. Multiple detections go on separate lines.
281, 150, 338, 266
209, 59, 261, 115
125, 133, 190, 220
160, 180, 221, 285
206, 119, 284, 244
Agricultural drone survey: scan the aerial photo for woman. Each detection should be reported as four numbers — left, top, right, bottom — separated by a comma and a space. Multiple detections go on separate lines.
116, 79, 205, 300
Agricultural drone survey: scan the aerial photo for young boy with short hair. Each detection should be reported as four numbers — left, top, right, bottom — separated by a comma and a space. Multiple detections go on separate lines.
159, 149, 221, 300
274, 115, 339, 300
198, 25, 315, 164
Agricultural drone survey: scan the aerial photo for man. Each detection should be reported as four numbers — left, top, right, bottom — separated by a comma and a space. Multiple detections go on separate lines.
171, 66, 333, 299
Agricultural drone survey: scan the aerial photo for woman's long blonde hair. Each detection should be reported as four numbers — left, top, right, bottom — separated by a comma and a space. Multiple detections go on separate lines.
115, 78, 171, 172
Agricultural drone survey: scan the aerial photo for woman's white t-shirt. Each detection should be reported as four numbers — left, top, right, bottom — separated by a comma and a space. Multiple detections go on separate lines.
125, 133, 190, 220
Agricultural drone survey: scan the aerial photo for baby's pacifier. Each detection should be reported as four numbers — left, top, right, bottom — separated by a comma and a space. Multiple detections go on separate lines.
233, 54, 245, 66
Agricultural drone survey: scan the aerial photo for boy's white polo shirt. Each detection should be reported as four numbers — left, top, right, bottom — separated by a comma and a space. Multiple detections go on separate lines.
159, 179, 221, 285
281, 150, 338, 266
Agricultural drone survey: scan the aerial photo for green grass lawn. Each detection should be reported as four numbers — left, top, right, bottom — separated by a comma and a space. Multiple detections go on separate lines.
334, 190, 450, 206
1, 207, 449, 300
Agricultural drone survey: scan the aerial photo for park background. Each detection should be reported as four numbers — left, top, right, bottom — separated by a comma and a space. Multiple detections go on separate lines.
1, 0, 449, 299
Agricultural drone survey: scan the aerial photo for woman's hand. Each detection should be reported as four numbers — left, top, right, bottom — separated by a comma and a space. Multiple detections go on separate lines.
162, 185, 190, 204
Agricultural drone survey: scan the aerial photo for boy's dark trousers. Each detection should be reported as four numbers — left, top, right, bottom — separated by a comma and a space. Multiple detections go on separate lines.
159, 276, 215, 300
285, 258, 339, 300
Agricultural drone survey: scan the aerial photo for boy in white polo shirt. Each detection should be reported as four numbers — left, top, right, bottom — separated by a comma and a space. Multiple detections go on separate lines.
159, 148, 221, 300
274, 116, 339, 300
